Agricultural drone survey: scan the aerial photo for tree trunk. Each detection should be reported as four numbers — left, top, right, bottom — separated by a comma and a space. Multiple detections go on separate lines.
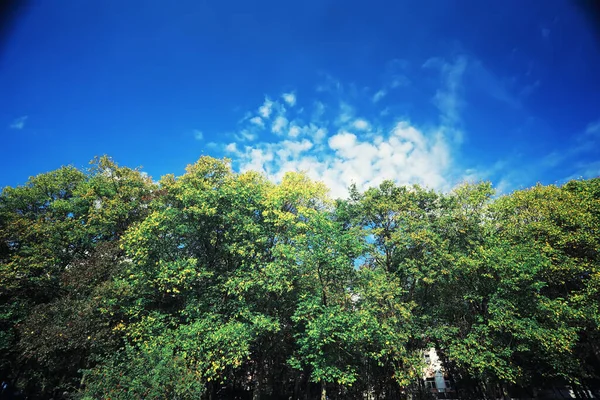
252, 358, 263, 400
476, 381, 487, 400
207, 381, 214, 400
293, 373, 301, 400
253, 373, 261, 400
500, 382, 510, 400
266, 360, 274, 398
304, 374, 310, 400
320, 381, 327, 400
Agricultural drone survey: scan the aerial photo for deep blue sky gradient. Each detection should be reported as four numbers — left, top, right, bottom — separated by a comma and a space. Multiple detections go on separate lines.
1, 0, 599, 194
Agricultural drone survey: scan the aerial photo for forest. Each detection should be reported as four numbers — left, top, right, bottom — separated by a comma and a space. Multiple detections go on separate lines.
0, 155, 598, 400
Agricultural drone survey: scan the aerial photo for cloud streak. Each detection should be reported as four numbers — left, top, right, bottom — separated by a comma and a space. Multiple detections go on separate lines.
424, 56, 467, 127
586, 119, 600, 135
10, 116, 28, 130
372, 90, 386, 103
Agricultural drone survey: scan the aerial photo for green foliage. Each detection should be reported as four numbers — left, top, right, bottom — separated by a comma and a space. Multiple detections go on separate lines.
82, 343, 205, 400
0, 156, 155, 397
1, 157, 599, 399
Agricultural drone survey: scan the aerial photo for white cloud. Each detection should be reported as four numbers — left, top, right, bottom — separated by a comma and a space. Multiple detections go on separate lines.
282, 92, 296, 107
234, 119, 454, 198
288, 125, 301, 138
250, 116, 264, 127
372, 90, 387, 103
312, 101, 326, 120
231, 96, 329, 145
336, 102, 355, 126
328, 131, 357, 154
193, 130, 203, 140
225, 142, 238, 153
352, 119, 370, 131
225, 67, 477, 198
240, 148, 274, 175
311, 127, 327, 142
259, 97, 274, 118
10, 116, 28, 130
271, 116, 288, 134
275, 139, 313, 163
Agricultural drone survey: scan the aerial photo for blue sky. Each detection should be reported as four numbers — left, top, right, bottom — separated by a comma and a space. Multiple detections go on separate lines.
1, 0, 599, 196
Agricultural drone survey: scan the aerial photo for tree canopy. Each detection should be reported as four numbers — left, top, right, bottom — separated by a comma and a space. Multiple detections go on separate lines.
0, 156, 598, 399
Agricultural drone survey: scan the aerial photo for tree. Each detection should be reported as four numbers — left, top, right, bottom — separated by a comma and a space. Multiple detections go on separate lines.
0, 157, 155, 397
2, 155, 599, 399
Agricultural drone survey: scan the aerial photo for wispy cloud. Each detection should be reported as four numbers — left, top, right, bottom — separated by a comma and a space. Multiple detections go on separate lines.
315, 73, 343, 94
210, 52, 542, 198
219, 70, 476, 198
426, 55, 522, 117
249, 116, 264, 127
498, 117, 600, 190
234, 129, 257, 142
541, 27, 551, 38
313, 101, 326, 120
370, 60, 410, 104
390, 75, 410, 88
225, 142, 238, 153
372, 90, 386, 103
424, 56, 467, 127
519, 80, 541, 98
10, 115, 28, 130
282, 92, 296, 107
271, 116, 288, 134
193, 129, 203, 140
336, 102, 355, 126
258, 97, 274, 118
352, 119, 370, 131
288, 125, 301, 138
214, 55, 591, 198
586, 119, 600, 135
470, 59, 521, 108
